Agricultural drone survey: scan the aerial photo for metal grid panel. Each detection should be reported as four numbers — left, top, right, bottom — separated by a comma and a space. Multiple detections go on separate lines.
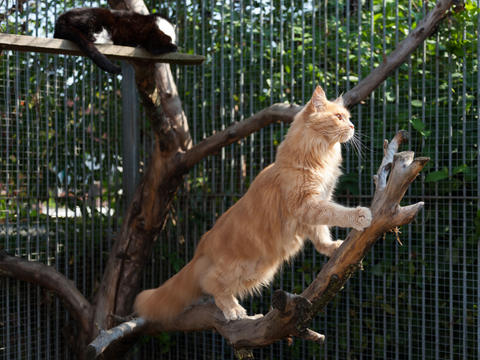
1, 0, 479, 359
1, 1, 123, 359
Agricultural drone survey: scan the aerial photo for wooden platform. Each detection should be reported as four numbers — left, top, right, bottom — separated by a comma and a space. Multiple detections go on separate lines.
0, 34, 205, 66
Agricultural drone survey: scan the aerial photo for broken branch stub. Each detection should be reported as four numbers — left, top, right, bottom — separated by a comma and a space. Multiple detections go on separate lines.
302, 131, 429, 318
373, 130, 409, 190
85, 318, 146, 360
85, 131, 428, 358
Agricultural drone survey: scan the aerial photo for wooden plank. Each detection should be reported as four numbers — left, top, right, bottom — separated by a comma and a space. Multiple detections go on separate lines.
0, 34, 205, 66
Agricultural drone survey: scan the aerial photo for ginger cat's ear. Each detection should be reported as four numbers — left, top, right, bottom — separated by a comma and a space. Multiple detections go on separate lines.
312, 85, 328, 111
305, 100, 316, 114
333, 95, 344, 107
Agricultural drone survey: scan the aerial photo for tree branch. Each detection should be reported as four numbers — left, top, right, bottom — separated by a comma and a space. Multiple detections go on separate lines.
0, 251, 93, 346
373, 130, 410, 189
120, 0, 193, 149
92, 0, 192, 334
85, 318, 146, 360
178, 103, 302, 173
343, 0, 458, 108
180, 0, 457, 172
86, 131, 429, 357
155, 63, 192, 151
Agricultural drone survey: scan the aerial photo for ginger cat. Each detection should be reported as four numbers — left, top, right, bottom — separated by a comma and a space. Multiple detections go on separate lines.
134, 86, 372, 322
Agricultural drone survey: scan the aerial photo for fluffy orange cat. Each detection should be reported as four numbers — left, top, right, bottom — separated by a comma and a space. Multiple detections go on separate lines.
134, 86, 372, 322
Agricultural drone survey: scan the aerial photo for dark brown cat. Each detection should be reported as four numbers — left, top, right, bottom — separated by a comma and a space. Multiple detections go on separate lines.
54, 8, 178, 74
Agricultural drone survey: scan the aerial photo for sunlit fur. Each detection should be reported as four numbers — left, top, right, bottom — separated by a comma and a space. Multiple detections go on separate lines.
134, 86, 372, 322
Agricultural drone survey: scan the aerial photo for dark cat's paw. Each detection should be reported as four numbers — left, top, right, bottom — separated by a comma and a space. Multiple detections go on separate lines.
351, 206, 372, 231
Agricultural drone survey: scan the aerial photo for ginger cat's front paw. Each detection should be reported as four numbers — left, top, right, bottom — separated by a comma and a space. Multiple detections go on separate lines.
222, 304, 247, 322
351, 206, 372, 231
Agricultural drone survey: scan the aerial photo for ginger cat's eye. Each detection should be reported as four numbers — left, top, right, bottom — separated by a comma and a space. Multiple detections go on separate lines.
335, 114, 342, 120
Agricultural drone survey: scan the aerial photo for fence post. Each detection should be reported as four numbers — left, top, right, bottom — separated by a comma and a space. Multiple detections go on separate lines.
121, 61, 140, 212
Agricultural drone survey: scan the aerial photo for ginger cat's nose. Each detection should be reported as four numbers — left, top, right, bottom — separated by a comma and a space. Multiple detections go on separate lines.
350, 125, 354, 129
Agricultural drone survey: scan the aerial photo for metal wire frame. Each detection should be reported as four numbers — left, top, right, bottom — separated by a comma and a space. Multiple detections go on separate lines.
1, 0, 479, 359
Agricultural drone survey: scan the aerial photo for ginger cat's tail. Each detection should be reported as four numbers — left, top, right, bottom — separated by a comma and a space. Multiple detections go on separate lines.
134, 257, 204, 322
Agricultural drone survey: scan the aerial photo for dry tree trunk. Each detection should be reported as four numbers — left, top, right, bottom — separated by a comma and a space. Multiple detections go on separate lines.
0, 0, 458, 358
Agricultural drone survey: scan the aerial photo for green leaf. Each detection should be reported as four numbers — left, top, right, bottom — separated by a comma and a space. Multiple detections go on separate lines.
410, 118, 424, 130
156, 333, 171, 354
304, 274, 312, 285
452, 164, 470, 175
411, 100, 423, 107
409, 118, 431, 138
344, 75, 359, 83
372, 260, 390, 277
380, 303, 396, 315
409, 260, 416, 276
375, 335, 385, 349
425, 171, 449, 183
363, 317, 373, 328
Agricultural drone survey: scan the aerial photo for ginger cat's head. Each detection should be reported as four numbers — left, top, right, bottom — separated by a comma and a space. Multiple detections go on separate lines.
302, 85, 354, 144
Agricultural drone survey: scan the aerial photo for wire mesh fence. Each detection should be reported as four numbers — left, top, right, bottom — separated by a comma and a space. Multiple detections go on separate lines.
1, 0, 479, 359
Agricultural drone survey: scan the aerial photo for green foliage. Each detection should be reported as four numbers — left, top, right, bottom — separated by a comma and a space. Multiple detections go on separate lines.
159, 0, 480, 358
1, 0, 479, 359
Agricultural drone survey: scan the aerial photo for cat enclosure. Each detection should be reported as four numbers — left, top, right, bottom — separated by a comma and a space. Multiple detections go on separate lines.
1, 0, 479, 359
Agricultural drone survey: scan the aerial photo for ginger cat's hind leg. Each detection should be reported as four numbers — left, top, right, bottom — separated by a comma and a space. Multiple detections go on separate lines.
200, 266, 248, 321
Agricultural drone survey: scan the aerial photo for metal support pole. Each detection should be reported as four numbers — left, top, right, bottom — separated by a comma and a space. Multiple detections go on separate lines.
121, 61, 140, 212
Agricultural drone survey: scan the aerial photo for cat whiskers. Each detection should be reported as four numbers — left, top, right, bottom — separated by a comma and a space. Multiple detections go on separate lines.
347, 133, 370, 162
355, 132, 371, 140
352, 133, 371, 154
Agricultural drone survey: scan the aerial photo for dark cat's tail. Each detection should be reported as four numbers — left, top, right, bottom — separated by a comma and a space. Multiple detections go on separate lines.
54, 25, 121, 74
